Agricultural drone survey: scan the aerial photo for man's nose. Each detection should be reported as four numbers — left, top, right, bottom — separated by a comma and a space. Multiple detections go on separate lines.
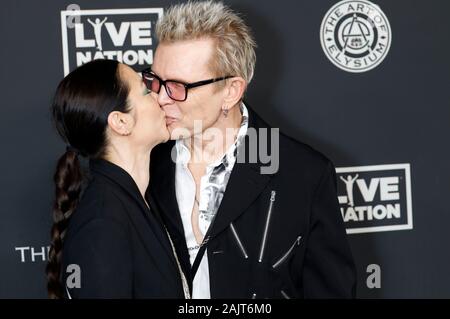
157, 84, 174, 107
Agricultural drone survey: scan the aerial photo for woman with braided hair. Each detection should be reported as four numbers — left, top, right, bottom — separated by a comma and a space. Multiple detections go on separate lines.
46, 59, 190, 299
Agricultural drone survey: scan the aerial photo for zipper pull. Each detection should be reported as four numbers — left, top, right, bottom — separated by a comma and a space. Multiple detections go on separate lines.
270, 190, 276, 202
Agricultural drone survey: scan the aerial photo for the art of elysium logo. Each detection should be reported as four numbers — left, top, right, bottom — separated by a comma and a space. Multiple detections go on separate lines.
336, 164, 413, 234
320, 0, 391, 73
61, 6, 163, 75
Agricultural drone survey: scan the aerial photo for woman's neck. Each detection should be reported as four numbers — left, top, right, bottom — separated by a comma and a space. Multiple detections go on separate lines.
105, 143, 152, 202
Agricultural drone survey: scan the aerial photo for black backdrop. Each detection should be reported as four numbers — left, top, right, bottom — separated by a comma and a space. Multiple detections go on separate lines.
1, 0, 449, 298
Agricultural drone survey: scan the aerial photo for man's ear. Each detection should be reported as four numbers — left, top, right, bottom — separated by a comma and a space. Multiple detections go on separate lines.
107, 111, 134, 136
223, 77, 247, 109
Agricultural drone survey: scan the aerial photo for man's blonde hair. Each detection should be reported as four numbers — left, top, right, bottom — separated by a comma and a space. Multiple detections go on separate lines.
156, 1, 257, 85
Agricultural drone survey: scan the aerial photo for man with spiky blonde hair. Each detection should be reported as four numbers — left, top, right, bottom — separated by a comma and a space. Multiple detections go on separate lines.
147, 1, 356, 299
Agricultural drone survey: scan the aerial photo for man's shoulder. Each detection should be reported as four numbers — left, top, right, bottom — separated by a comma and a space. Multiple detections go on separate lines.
151, 140, 175, 165
247, 107, 333, 173
152, 139, 176, 154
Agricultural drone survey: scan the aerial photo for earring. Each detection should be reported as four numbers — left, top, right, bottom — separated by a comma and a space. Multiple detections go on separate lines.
223, 108, 229, 118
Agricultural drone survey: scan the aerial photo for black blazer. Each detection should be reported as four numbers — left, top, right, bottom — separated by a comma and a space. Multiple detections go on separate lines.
148, 105, 357, 299
61, 159, 185, 298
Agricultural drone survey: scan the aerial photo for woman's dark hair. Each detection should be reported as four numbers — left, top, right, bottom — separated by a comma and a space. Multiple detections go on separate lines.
46, 59, 130, 298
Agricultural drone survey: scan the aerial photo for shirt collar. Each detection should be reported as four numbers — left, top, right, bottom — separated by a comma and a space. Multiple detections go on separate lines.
175, 102, 249, 168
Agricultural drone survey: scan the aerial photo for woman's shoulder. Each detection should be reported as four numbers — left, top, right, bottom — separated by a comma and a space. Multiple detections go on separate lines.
65, 177, 131, 240
61, 177, 134, 297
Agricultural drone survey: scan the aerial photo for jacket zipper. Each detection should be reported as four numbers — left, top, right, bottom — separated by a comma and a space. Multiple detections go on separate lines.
258, 190, 276, 263
272, 236, 302, 269
230, 222, 249, 259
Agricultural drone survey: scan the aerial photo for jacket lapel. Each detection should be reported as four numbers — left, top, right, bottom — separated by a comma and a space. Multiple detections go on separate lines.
149, 141, 186, 237
208, 160, 273, 240
148, 142, 193, 285
90, 159, 180, 279
207, 105, 275, 240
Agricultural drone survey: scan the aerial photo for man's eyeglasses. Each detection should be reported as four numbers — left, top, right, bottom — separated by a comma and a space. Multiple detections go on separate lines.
141, 68, 233, 102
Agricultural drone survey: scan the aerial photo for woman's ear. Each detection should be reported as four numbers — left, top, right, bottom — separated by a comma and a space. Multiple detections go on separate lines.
223, 77, 247, 108
107, 111, 134, 136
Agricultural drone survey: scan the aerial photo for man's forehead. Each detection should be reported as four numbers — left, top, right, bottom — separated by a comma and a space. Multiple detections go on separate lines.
153, 39, 215, 80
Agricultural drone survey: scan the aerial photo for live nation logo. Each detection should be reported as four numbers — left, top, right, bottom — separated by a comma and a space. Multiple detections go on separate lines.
60, 6, 163, 75
336, 164, 413, 234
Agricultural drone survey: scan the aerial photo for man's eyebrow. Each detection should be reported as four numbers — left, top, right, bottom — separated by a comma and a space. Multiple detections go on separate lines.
151, 69, 190, 84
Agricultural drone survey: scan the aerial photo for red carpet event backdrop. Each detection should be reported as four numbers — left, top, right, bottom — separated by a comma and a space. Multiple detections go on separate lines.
0, 0, 448, 298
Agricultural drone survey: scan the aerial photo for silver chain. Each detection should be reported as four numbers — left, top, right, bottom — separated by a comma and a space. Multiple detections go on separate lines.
165, 227, 191, 299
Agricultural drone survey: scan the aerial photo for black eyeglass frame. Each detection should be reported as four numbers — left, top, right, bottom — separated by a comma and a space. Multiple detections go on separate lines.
141, 68, 234, 102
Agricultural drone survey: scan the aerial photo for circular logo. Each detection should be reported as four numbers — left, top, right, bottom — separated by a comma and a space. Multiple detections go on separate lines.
320, 0, 392, 73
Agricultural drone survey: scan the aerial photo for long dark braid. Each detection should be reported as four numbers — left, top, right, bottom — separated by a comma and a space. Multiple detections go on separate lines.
46, 150, 82, 298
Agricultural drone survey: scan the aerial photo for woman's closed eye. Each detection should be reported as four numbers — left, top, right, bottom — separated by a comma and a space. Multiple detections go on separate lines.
142, 86, 151, 96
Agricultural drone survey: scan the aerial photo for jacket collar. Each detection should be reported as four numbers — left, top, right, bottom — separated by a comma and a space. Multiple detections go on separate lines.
90, 158, 181, 277
90, 158, 146, 210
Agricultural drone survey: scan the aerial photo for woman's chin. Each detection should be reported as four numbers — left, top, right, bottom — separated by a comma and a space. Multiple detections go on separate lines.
161, 131, 170, 143
158, 126, 171, 144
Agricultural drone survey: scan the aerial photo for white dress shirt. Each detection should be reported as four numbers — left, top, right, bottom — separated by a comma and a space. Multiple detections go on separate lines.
174, 103, 249, 298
